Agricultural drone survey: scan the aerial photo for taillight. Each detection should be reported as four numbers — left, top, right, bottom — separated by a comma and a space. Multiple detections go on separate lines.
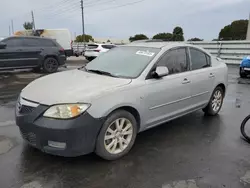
59, 48, 64, 52
94, 49, 100, 52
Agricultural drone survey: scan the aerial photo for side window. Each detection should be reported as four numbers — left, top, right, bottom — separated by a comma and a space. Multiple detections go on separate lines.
40, 39, 57, 47
102, 45, 115, 49
23, 38, 40, 47
157, 48, 188, 75
4, 38, 23, 48
190, 48, 210, 70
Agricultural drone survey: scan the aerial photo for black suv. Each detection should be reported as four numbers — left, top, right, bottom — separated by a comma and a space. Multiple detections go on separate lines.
0, 36, 66, 73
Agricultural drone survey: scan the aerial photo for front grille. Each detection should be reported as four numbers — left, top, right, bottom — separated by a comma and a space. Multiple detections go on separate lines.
20, 129, 36, 146
19, 105, 35, 115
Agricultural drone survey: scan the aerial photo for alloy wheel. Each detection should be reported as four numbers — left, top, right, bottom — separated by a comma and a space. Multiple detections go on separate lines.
211, 90, 222, 112
104, 118, 133, 154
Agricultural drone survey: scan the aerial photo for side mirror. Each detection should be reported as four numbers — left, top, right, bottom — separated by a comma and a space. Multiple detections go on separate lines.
0, 42, 6, 49
152, 66, 169, 78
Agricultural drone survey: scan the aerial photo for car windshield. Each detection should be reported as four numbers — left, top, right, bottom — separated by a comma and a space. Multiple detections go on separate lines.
85, 46, 160, 78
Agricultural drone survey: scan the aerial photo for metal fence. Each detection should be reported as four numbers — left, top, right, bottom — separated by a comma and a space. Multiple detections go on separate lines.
73, 41, 250, 65
188, 41, 250, 65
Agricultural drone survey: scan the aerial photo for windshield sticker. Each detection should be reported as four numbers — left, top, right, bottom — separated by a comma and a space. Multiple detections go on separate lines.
136, 51, 155, 57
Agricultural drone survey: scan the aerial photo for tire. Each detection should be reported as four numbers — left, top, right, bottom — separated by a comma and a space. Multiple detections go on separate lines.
240, 67, 247, 78
241, 115, 250, 142
203, 86, 224, 116
43, 57, 59, 73
95, 110, 138, 160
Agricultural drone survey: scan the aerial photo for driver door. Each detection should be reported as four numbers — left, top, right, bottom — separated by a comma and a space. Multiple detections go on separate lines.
142, 47, 192, 129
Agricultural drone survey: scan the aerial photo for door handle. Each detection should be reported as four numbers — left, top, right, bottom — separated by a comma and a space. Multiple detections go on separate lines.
182, 78, 191, 84
40, 48, 44, 50
17, 49, 23, 51
209, 73, 215, 78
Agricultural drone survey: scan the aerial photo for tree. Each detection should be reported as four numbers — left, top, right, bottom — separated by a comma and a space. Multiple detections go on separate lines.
172, 26, 184, 41
153, 33, 173, 41
107, 39, 111, 43
219, 20, 248, 40
187, 38, 203, 41
129, 34, 148, 42
75, 34, 94, 42
23, 22, 33, 30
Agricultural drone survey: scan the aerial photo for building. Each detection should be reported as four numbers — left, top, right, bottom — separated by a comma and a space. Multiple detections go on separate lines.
94, 37, 130, 45
247, 13, 250, 40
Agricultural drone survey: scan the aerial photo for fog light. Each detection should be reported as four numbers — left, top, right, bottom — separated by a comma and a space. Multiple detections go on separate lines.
48, 141, 66, 149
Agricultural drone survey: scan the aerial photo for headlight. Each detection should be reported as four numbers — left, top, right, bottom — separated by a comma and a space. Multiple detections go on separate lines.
43, 104, 90, 119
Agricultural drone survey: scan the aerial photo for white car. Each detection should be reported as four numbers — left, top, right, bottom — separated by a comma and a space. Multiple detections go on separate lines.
84, 43, 116, 61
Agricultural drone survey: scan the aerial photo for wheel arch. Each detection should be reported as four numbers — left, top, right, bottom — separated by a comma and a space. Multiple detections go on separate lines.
43, 55, 59, 62
215, 83, 226, 97
106, 106, 141, 132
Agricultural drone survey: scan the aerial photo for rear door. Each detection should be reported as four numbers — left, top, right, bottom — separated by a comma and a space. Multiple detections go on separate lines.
0, 38, 24, 68
20, 38, 42, 66
188, 47, 215, 108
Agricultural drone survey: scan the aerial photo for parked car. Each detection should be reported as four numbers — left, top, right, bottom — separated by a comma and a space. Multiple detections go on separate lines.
0, 36, 66, 73
84, 43, 116, 61
239, 56, 250, 78
16, 41, 228, 160
14, 29, 73, 57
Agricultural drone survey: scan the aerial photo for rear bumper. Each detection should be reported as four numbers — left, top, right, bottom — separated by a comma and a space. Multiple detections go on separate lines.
65, 49, 73, 57
15, 104, 104, 157
84, 52, 99, 58
58, 55, 66, 66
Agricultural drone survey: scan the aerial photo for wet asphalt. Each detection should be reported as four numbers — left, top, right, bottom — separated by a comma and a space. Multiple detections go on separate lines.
1, 65, 250, 188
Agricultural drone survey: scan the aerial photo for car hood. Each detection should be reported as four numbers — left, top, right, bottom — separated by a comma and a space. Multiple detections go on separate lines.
21, 69, 132, 105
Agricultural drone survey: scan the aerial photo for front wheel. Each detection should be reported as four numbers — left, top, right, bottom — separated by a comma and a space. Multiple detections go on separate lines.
241, 115, 250, 142
95, 110, 138, 160
203, 87, 224, 116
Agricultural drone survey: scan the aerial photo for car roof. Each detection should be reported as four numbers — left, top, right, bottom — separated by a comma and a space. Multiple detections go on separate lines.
125, 40, 204, 49
5, 36, 52, 40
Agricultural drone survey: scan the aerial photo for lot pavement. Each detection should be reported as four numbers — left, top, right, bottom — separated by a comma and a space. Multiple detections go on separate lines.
1, 65, 250, 188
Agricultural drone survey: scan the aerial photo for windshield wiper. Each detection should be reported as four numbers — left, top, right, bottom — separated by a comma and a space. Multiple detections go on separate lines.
86, 69, 118, 77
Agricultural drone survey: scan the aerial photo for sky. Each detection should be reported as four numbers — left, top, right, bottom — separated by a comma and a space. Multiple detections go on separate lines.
0, 0, 249, 40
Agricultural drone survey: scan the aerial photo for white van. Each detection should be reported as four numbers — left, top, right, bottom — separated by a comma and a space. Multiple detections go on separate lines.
14, 29, 73, 57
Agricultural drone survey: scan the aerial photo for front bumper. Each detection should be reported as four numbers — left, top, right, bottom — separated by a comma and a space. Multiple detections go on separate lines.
15, 104, 104, 157
240, 67, 250, 75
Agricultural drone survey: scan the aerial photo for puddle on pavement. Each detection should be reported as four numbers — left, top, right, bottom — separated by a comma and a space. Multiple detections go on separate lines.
0, 136, 14, 155
162, 180, 199, 188
240, 171, 250, 185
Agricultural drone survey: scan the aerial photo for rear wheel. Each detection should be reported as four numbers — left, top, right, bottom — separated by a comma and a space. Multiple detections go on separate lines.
241, 115, 250, 142
203, 87, 224, 116
95, 110, 137, 160
43, 57, 59, 73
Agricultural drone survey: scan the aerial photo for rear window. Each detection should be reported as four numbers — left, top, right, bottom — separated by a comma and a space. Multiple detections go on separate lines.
40, 39, 57, 47
87, 44, 98, 49
102, 45, 115, 49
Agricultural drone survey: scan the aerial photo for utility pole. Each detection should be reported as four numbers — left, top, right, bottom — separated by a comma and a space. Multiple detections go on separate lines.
80, 0, 86, 47
11, 20, 14, 34
9, 25, 11, 36
247, 13, 250, 40
31, 10, 36, 31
